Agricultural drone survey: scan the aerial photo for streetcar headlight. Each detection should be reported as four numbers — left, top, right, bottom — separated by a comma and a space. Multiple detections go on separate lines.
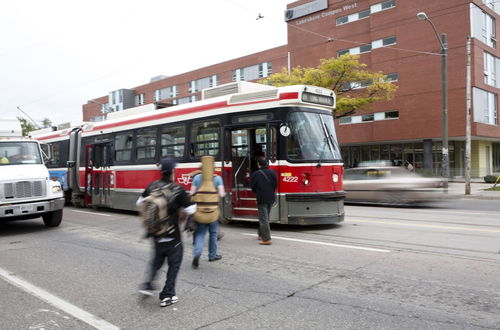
332, 174, 339, 183
303, 179, 310, 185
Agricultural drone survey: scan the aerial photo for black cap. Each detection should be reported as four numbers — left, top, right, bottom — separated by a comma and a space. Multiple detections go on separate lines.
159, 157, 176, 174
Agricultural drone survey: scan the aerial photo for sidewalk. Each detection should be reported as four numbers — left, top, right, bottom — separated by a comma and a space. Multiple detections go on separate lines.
447, 181, 500, 200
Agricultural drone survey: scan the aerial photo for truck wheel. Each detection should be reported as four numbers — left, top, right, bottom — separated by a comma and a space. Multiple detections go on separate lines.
42, 210, 63, 227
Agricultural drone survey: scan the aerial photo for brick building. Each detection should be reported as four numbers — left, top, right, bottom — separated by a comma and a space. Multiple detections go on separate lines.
82, 0, 500, 178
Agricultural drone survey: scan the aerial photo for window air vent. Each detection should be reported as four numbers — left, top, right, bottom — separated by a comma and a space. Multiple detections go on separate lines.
202, 81, 276, 100
229, 90, 279, 104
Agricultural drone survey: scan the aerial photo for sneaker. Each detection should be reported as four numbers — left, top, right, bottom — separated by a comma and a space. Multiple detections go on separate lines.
259, 240, 272, 245
160, 296, 178, 307
209, 255, 222, 262
138, 283, 154, 296
192, 256, 200, 269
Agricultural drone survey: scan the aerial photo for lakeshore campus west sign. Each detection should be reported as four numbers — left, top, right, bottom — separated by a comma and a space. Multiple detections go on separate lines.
284, 0, 358, 25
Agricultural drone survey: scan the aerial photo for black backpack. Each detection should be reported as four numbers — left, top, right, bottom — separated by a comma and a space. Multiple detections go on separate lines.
140, 183, 175, 237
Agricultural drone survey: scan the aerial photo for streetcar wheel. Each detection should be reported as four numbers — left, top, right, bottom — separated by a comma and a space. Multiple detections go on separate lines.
42, 210, 63, 227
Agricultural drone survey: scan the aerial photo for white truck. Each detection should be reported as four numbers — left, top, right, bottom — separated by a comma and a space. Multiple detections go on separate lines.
0, 118, 64, 227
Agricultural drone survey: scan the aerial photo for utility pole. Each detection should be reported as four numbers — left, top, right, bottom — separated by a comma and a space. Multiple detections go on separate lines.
465, 36, 472, 195
441, 33, 449, 191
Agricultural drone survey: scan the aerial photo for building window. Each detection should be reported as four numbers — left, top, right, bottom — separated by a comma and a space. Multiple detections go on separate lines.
161, 125, 185, 158
189, 76, 219, 93
191, 120, 220, 156
386, 73, 398, 82
471, 4, 496, 48
473, 87, 498, 125
136, 127, 156, 160
232, 62, 272, 82
483, 0, 500, 15
382, 36, 397, 46
135, 93, 145, 106
336, 1, 396, 26
336, 16, 349, 25
154, 86, 177, 102
484, 52, 499, 87
360, 44, 372, 53
338, 36, 396, 56
339, 110, 399, 125
362, 114, 374, 122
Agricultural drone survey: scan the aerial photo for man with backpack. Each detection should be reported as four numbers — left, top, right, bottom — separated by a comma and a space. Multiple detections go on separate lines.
190, 155, 225, 268
250, 157, 277, 245
137, 157, 196, 307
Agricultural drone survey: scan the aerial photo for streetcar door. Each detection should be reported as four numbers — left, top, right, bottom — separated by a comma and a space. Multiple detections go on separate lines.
85, 142, 113, 207
225, 126, 267, 220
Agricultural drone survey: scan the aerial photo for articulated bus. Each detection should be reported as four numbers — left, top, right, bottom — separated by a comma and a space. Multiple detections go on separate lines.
33, 82, 345, 225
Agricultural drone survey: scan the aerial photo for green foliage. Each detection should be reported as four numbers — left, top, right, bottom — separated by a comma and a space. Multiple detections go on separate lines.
16, 117, 37, 137
41, 118, 52, 128
260, 54, 398, 118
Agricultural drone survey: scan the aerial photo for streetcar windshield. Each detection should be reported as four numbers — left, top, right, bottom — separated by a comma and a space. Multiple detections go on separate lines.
0, 141, 42, 165
287, 111, 341, 161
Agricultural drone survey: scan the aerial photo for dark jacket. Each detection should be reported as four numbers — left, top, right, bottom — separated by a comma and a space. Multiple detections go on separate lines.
250, 167, 277, 205
142, 178, 194, 242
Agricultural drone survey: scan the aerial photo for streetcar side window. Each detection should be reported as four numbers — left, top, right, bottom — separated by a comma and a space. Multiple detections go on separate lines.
47, 142, 61, 168
190, 120, 220, 157
160, 124, 185, 159
136, 127, 157, 161
114, 131, 134, 162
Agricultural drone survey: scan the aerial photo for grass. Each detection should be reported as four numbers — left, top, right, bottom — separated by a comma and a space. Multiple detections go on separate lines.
483, 187, 500, 191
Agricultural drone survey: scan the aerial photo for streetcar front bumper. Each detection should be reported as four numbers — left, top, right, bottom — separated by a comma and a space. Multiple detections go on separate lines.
283, 192, 345, 225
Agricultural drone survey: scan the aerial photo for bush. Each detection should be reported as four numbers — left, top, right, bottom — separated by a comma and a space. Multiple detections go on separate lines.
484, 174, 500, 183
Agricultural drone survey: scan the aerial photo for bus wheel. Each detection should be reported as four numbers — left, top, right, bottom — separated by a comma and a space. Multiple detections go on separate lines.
42, 210, 63, 227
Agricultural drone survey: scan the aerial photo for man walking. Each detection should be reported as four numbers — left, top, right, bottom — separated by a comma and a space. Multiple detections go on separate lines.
190, 156, 225, 268
250, 157, 277, 245
137, 157, 196, 307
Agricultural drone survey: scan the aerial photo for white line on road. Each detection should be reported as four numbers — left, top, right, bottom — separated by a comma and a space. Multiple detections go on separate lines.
242, 233, 390, 253
0, 267, 120, 330
71, 210, 112, 217
352, 219, 500, 233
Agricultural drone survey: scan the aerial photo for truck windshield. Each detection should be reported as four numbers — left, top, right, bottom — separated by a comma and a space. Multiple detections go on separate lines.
287, 111, 342, 161
0, 141, 42, 165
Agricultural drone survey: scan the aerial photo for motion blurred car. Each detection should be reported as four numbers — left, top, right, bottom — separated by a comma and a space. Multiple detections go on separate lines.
343, 164, 446, 206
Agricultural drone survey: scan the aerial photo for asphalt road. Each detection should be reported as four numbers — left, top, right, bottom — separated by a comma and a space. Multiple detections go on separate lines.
1, 201, 499, 330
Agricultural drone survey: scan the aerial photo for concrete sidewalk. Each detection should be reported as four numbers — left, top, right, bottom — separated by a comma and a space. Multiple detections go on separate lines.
447, 181, 500, 200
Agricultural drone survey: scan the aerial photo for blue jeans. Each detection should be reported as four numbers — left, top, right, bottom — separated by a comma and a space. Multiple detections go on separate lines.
193, 221, 218, 260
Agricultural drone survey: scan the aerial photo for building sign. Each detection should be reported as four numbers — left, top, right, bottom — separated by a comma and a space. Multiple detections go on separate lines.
284, 0, 328, 22
286, 1, 358, 26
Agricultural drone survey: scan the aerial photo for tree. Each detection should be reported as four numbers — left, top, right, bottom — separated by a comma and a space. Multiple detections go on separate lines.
17, 117, 37, 137
260, 54, 398, 118
41, 118, 53, 128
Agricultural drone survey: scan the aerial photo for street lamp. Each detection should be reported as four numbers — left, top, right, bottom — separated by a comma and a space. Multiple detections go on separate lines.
417, 12, 449, 190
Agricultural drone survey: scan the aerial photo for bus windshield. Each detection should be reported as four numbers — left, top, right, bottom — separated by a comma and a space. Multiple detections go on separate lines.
287, 111, 342, 161
0, 141, 43, 165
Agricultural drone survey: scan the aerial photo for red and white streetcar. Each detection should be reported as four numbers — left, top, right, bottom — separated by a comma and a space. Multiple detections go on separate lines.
34, 82, 345, 225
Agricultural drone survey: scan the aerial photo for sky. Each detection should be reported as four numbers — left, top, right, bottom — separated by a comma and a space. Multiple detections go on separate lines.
0, 0, 296, 126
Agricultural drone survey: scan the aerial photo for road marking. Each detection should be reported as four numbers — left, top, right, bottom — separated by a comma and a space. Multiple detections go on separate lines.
71, 210, 111, 217
242, 233, 390, 253
352, 219, 500, 233
0, 267, 119, 330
